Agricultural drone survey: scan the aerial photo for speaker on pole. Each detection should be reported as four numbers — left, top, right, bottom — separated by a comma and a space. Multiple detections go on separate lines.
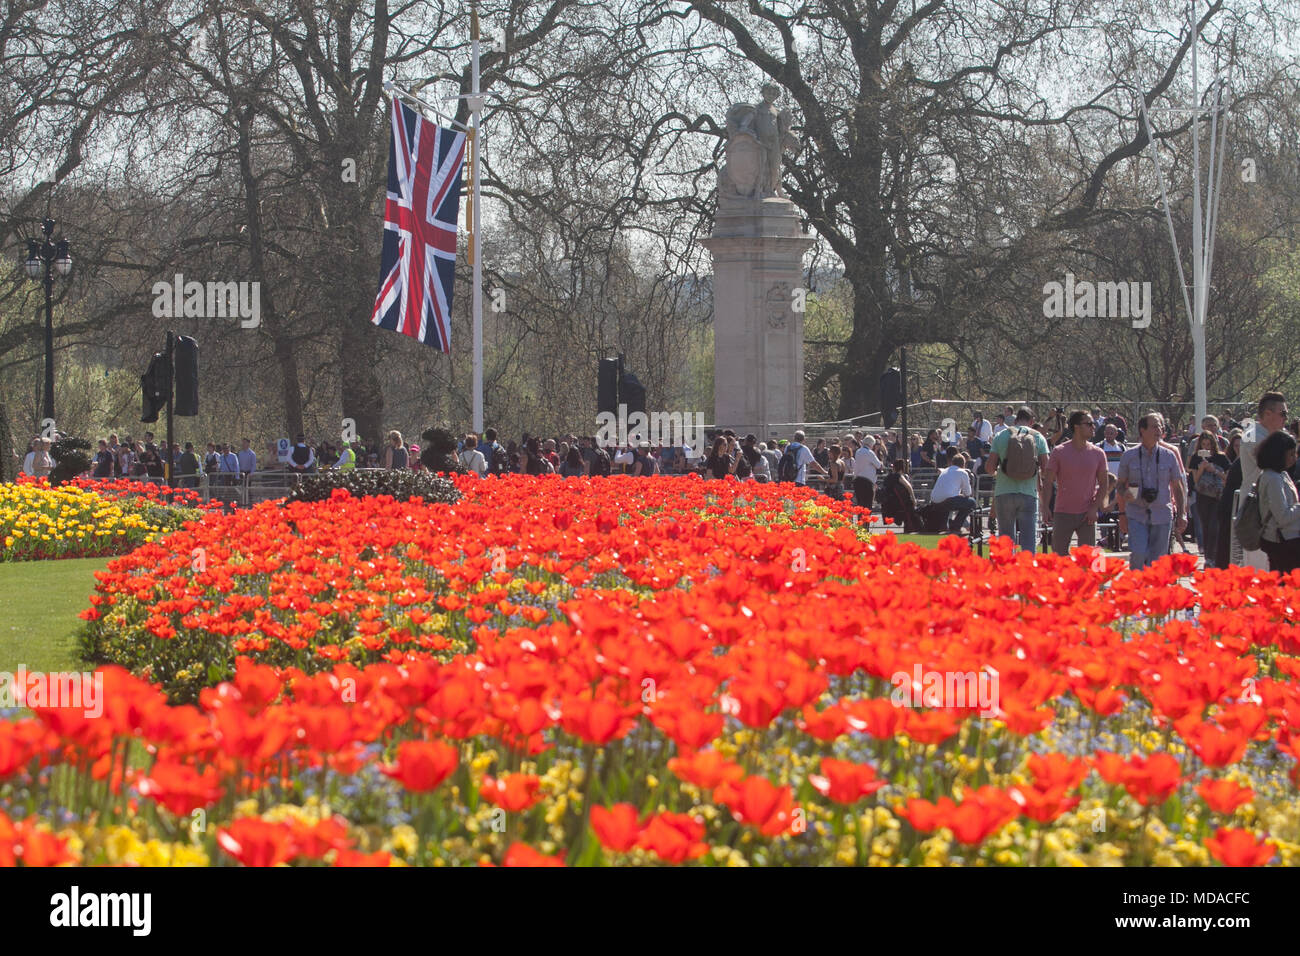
880, 366, 902, 428
598, 357, 620, 417
621, 371, 647, 418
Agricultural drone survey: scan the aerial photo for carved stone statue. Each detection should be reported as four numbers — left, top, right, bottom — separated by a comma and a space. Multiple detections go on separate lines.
718, 84, 799, 199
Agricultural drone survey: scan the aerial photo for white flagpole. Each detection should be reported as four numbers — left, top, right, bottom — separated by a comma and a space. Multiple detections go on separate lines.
470, 2, 485, 435
1143, 2, 1228, 428
1190, 4, 1207, 426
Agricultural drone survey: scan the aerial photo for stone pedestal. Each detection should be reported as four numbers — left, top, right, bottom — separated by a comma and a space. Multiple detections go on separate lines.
703, 197, 813, 436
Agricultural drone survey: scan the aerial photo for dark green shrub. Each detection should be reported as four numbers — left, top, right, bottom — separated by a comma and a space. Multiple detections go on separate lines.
49, 436, 92, 486
283, 469, 462, 505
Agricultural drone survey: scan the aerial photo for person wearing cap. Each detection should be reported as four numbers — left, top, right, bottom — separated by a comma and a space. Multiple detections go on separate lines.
409, 444, 424, 472
290, 433, 317, 473
334, 440, 356, 472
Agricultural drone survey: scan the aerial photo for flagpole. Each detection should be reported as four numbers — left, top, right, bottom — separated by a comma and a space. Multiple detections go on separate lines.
1190, 3, 1206, 426
469, 2, 485, 435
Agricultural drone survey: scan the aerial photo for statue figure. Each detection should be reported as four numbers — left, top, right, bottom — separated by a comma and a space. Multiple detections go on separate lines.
718, 84, 799, 199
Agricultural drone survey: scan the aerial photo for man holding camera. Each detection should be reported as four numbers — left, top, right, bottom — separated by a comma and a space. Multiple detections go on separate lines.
1116, 412, 1188, 570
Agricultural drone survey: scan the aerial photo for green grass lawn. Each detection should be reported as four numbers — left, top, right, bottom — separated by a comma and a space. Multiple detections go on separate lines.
892, 533, 944, 550
0, 556, 111, 675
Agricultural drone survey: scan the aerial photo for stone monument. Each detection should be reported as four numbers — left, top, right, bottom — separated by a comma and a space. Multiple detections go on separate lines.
702, 85, 814, 437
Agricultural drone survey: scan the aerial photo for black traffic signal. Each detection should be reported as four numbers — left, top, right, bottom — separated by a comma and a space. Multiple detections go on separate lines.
174, 335, 198, 416
141, 352, 169, 423
880, 366, 902, 427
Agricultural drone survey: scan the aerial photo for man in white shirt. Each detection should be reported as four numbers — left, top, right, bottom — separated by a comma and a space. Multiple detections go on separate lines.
1238, 392, 1289, 569
852, 438, 884, 510
237, 438, 257, 476
991, 414, 1008, 439
219, 444, 241, 487
930, 453, 977, 534
784, 430, 826, 486
972, 412, 993, 444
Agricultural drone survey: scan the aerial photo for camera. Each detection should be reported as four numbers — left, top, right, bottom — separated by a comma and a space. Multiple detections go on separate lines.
1141, 487, 1158, 503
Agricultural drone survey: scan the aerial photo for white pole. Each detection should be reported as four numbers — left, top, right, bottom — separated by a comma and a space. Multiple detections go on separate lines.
470, 3, 484, 435
1190, 4, 1207, 426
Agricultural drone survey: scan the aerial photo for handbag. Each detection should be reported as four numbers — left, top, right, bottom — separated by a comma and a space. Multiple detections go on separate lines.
1195, 462, 1225, 499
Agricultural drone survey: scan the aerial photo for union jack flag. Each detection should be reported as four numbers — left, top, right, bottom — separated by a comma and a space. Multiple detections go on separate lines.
370, 96, 467, 352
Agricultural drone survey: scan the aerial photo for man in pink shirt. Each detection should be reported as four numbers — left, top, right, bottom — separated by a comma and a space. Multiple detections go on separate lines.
1043, 410, 1109, 556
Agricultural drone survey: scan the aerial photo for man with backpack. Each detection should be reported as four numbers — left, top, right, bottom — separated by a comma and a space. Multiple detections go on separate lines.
1116, 412, 1188, 570
777, 430, 827, 486
481, 428, 509, 476
985, 406, 1050, 552
584, 436, 612, 477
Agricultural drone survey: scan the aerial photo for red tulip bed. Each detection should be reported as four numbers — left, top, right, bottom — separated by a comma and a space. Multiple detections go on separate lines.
1, 473, 1297, 866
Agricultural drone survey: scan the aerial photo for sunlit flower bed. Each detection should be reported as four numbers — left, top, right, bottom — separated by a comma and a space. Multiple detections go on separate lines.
2, 477, 208, 562
2, 475, 1298, 866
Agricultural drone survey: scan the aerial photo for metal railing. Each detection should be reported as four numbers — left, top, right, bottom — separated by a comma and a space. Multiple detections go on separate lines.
87, 467, 395, 508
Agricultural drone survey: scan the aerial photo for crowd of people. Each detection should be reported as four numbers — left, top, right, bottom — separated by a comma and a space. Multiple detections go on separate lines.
16, 431, 427, 484
19, 395, 1300, 575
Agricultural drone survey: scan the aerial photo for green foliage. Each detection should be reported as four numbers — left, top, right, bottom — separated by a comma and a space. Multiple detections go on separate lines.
48, 436, 92, 487
282, 469, 463, 505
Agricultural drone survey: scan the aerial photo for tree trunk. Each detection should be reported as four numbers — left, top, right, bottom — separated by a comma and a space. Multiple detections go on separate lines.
0, 393, 12, 482
236, 104, 304, 436
839, 263, 892, 419
340, 315, 384, 448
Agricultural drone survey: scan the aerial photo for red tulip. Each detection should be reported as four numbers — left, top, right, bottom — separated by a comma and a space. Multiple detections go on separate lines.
380, 740, 458, 792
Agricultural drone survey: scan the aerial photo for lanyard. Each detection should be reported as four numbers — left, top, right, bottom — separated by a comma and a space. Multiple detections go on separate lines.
1139, 444, 1161, 487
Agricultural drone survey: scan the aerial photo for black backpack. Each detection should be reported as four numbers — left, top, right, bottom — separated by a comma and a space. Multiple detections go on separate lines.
735, 451, 753, 479
487, 443, 508, 475
777, 443, 801, 483
592, 448, 612, 477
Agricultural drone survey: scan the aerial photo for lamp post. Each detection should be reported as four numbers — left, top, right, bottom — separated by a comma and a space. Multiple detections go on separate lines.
23, 218, 72, 423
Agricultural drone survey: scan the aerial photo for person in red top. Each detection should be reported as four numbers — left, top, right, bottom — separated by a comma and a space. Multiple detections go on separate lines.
1043, 410, 1110, 556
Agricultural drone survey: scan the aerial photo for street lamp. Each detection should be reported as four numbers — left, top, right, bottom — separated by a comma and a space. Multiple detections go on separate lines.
21, 218, 72, 422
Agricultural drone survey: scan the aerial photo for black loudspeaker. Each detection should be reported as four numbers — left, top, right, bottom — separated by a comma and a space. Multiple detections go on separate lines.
174, 335, 199, 416
141, 353, 169, 423
598, 357, 620, 417
881, 366, 902, 427
620, 370, 647, 417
